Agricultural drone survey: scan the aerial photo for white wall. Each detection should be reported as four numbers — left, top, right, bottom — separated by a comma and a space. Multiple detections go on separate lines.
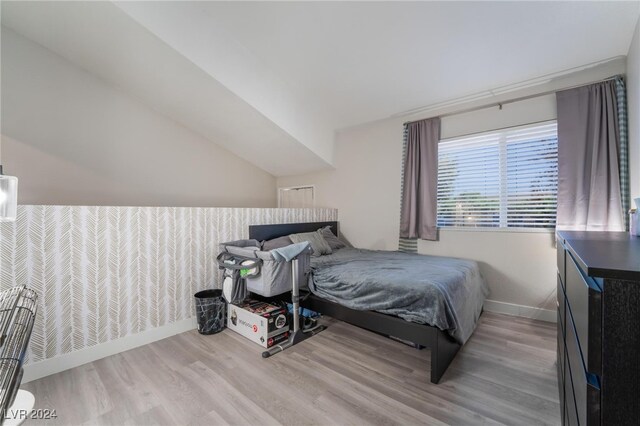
113, 1, 336, 168
0, 27, 276, 207
278, 60, 626, 317
628, 16, 640, 205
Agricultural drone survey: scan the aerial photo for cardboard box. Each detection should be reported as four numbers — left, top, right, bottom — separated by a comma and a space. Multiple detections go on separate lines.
227, 299, 290, 348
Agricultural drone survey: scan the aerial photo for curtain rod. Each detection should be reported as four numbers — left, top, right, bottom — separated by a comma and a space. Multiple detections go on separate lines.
403, 75, 622, 126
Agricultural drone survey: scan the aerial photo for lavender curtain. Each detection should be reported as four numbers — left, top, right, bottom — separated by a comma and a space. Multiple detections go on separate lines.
556, 79, 625, 231
400, 117, 440, 240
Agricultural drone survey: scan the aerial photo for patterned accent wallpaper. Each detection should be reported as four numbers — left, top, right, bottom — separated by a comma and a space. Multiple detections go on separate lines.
0, 206, 337, 364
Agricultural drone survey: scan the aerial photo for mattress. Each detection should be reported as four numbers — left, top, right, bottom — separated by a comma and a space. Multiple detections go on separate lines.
309, 248, 489, 344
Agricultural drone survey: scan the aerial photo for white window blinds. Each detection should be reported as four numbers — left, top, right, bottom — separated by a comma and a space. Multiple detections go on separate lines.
437, 121, 558, 230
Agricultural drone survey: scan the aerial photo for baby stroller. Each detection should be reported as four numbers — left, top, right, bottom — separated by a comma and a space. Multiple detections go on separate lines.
217, 239, 324, 357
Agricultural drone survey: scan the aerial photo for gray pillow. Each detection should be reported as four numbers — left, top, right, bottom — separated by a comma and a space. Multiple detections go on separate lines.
318, 226, 346, 251
261, 236, 293, 251
289, 231, 332, 256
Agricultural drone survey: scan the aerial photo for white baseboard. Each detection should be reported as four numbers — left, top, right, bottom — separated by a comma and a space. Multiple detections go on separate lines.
23, 318, 197, 383
484, 299, 556, 323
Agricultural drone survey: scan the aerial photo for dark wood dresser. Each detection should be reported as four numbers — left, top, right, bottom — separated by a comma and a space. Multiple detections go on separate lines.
556, 231, 640, 425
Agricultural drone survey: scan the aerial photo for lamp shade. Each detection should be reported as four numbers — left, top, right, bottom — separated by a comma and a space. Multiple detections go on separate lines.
0, 172, 18, 222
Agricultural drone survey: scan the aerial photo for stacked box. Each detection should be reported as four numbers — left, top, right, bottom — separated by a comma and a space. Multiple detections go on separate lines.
227, 299, 290, 348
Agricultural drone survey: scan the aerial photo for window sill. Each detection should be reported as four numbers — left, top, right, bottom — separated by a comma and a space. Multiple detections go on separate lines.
437, 227, 555, 234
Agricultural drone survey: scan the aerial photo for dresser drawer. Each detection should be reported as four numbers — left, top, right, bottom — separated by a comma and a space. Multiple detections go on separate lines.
557, 308, 565, 424
565, 358, 579, 426
565, 251, 602, 376
558, 275, 565, 333
566, 309, 601, 425
557, 275, 566, 391
557, 238, 566, 284
558, 309, 565, 369
558, 307, 565, 376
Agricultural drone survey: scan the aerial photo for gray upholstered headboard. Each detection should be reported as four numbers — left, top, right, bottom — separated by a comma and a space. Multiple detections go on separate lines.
249, 221, 338, 241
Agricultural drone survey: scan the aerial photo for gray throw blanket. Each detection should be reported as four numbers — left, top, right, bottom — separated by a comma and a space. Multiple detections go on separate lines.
270, 241, 311, 262
309, 248, 489, 344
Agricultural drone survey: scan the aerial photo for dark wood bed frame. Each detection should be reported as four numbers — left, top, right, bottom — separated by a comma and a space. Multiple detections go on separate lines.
248, 221, 461, 384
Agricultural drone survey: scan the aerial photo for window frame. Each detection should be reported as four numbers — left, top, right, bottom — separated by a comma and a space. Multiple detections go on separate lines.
436, 120, 558, 234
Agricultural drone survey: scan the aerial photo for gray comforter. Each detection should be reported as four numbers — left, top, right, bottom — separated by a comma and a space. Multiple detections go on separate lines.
309, 248, 489, 344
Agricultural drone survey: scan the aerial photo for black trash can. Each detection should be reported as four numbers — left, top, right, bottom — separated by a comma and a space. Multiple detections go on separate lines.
194, 289, 226, 335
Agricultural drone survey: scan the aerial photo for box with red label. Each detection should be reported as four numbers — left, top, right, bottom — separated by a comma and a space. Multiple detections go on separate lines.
227, 299, 290, 348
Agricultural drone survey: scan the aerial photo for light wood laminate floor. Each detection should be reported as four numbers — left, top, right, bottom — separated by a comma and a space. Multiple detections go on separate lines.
24, 312, 559, 425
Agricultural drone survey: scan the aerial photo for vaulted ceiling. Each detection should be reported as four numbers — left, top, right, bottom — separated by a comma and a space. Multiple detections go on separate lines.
2, 1, 639, 176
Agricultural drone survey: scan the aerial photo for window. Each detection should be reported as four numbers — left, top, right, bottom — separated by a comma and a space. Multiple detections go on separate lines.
437, 121, 558, 230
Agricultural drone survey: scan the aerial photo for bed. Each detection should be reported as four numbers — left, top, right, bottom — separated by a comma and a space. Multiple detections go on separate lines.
248, 221, 488, 384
